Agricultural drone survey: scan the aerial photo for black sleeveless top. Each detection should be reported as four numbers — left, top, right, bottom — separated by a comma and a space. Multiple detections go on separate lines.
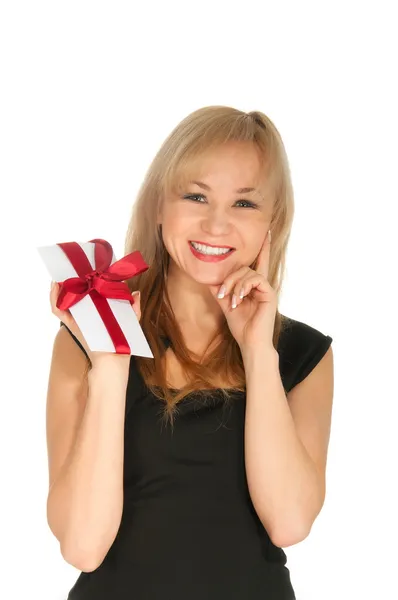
60, 316, 333, 600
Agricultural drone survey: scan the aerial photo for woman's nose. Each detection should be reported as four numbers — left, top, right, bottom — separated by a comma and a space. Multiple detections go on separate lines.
201, 209, 232, 234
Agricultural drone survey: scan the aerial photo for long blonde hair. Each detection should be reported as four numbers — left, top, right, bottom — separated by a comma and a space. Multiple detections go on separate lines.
124, 106, 295, 425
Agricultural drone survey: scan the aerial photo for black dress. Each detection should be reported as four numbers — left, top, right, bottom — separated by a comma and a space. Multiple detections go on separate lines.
59, 316, 333, 600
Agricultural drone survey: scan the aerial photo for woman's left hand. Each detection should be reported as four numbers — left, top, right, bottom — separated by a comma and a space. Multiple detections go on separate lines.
209, 230, 277, 354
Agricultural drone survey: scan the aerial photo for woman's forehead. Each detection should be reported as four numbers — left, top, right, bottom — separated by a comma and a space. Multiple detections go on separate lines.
170, 157, 270, 199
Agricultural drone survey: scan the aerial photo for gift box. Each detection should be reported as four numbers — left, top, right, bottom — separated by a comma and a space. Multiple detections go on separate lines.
37, 237, 153, 358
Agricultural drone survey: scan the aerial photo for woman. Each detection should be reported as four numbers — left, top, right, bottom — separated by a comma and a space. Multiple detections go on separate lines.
46, 106, 334, 599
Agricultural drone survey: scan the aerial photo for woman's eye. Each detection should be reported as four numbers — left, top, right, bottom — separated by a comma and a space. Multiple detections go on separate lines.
183, 194, 257, 209
235, 200, 258, 209
183, 194, 206, 203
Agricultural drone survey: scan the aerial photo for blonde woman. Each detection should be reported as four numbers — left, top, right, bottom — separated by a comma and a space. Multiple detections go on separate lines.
46, 106, 334, 599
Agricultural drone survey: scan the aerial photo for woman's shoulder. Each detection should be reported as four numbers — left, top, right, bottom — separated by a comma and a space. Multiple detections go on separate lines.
277, 313, 333, 393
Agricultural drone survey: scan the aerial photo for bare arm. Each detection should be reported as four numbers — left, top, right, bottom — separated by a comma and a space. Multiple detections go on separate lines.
243, 347, 333, 548
46, 337, 130, 572
46, 281, 140, 572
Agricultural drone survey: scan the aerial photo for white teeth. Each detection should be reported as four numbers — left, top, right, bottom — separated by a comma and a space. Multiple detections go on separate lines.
190, 242, 232, 256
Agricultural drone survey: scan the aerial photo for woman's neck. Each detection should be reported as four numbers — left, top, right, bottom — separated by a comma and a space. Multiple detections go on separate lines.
165, 265, 224, 331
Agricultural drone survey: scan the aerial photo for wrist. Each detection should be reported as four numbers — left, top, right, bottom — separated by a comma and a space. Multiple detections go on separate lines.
89, 353, 131, 378
241, 346, 279, 371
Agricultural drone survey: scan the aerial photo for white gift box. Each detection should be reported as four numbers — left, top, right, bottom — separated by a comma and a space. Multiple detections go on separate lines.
37, 239, 154, 358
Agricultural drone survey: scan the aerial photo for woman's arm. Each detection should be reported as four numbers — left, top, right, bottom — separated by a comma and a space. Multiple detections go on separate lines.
243, 347, 333, 548
46, 340, 130, 572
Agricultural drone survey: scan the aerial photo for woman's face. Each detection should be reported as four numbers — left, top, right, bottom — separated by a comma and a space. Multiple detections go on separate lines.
158, 141, 273, 287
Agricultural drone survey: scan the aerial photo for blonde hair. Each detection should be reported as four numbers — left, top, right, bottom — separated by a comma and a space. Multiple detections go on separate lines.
124, 106, 295, 425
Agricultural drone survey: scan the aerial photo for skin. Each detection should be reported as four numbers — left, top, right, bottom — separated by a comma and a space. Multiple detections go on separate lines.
47, 140, 333, 559
158, 141, 334, 546
158, 141, 273, 337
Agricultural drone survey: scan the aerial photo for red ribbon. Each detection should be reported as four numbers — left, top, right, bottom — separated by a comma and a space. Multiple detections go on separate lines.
56, 238, 148, 354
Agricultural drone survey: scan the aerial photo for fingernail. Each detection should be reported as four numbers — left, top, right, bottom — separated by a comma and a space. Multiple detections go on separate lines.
217, 285, 226, 299
231, 295, 237, 309
239, 288, 244, 299
268, 229, 272, 242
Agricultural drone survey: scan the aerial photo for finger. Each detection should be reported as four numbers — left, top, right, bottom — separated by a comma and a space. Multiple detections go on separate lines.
255, 229, 271, 280
231, 273, 267, 309
49, 281, 64, 317
50, 281, 76, 329
230, 272, 253, 308
215, 266, 251, 299
131, 290, 141, 321
50, 283, 92, 357
208, 284, 236, 315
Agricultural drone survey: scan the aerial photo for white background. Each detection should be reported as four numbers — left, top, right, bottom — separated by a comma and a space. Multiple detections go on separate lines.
1, 1, 397, 598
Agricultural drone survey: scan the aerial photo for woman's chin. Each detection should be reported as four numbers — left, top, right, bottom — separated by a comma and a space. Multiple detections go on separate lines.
188, 269, 230, 287
170, 257, 238, 286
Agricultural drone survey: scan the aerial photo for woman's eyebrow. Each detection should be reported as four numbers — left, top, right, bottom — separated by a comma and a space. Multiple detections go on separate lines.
190, 180, 257, 194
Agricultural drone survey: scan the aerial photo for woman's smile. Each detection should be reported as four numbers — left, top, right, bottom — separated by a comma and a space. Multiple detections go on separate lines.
188, 240, 236, 262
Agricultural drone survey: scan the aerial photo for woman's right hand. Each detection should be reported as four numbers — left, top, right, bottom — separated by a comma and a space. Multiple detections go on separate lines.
49, 281, 141, 368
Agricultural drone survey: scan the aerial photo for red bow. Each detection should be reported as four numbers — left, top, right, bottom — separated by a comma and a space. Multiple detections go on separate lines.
56, 238, 149, 354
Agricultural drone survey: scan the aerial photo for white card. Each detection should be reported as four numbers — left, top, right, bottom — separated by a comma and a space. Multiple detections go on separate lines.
37, 241, 153, 358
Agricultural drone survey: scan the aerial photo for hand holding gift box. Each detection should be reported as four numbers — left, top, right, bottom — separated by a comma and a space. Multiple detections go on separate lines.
37, 238, 154, 359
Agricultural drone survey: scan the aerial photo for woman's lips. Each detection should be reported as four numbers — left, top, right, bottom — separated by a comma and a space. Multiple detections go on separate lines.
189, 240, 235, 250
188, 241, 235, 263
